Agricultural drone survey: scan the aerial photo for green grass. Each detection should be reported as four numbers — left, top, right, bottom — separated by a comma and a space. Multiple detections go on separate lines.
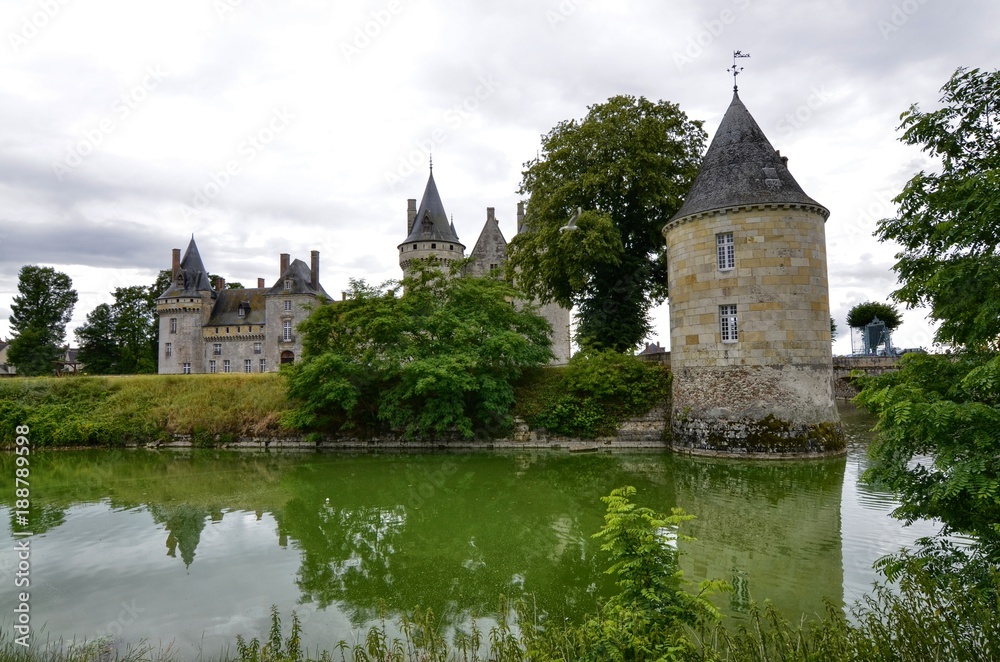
0, 374, 293, 448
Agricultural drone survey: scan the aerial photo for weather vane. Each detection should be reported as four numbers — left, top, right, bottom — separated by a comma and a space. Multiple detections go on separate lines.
728, 50, 750, 92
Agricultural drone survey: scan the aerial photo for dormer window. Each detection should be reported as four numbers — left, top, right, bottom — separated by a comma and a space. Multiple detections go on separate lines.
421, 213, 432, 235
237, 302, 249, 318
284, 279, 292, 290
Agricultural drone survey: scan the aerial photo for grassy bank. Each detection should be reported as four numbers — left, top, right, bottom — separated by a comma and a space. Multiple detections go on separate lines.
0, 354, 671, 447
0, 374, 292, 447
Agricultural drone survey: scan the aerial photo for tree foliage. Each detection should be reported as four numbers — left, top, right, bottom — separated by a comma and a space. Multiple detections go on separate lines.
876, 67, 1000, 349
855, 352, 1000, 566
76, 285, 158, 374
846, 301, 902, 330
285, 263, 552, 439
7, 265, 78, 376
507, 95, 706, 352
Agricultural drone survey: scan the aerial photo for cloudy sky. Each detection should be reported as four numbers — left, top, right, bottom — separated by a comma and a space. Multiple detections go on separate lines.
0, 0, 994, 355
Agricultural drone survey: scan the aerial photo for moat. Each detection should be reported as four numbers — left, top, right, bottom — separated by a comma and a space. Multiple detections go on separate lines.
0, 404, 939, 658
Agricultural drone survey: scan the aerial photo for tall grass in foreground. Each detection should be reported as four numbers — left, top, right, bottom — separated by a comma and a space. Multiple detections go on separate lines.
0, 374, 292, 447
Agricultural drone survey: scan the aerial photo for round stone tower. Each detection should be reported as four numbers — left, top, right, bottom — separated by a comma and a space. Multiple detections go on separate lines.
662, 91, 842, 456
399, 167, 465, 276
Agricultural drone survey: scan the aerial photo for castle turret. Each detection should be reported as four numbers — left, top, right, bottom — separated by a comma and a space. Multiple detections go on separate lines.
398, 167, 465, 276
662, 91, 841, 456
156, 236, 216, 374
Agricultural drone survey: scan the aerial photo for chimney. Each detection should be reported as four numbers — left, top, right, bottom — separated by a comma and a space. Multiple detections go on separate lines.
310, 250, 319, 291
280, 253, 290, 277
516, 201, 525, 229
171, 248, 181, 281
407, 198, 417, 233
257, 277, 265, 288
487, 207, 495, 223
215, 276, 225, 291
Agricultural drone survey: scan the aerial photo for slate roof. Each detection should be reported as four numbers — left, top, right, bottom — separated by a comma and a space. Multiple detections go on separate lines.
159, 236, 216, 298
264, 258, 331, 299
206, 288, 268, 326
401, 169, 463, 245
669, 92, 828, 224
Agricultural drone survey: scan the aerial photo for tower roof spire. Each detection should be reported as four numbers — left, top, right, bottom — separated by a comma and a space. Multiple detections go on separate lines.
402, 165, 462, 244
728, 50, 750, 93
668, 93, 828, 224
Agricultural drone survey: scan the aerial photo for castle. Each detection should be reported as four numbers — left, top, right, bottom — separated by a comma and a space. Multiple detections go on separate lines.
156, 167, 572, 374
156, 90, 840, 457
663, 90, 840, 454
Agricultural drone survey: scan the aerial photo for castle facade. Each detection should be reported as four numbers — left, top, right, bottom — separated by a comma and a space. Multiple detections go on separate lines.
157, 168, 572, 374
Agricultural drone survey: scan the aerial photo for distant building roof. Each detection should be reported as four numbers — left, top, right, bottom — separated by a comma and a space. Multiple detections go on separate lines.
401, 169, 463, 245
206, 288, 269, 326
159, 236, 216, 298
265, 258, 330, 299
669, 91, 828, 225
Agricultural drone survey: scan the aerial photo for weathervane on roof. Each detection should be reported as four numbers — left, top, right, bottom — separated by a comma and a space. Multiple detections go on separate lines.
728, 50, 750, 92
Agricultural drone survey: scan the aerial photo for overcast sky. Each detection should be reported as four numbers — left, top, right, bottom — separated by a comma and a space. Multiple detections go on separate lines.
0, 0, 994, 355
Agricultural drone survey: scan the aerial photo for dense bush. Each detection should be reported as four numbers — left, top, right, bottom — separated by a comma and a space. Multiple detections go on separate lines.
515, 349, 670, 437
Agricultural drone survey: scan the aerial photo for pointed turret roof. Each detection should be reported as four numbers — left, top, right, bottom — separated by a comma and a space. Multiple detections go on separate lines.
669, 92, 828, 224
401, 169, 463, 245
159, 236, 215, 298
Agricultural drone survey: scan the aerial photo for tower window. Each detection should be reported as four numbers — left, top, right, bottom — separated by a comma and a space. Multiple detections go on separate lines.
717, 232, 735, 271
720, 304, 738, 343
213, 343, 222, 356
283, 320, 293, 341
182, 362, 191, 374
169, 318, 177, 334
431, 243, 436, 249
254, 342, 262, 354
449, 244, 454, 250
165, 342, 172, 358
284, 299, 292, 311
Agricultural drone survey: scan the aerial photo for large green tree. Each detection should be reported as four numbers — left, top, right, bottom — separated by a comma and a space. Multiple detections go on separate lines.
876, 67, 1000, 350
507, 95, 706, 352
285, 263, 552, 438
858, 67, 1000, 584
7, 265, 78, 376
76, 285, 158, 374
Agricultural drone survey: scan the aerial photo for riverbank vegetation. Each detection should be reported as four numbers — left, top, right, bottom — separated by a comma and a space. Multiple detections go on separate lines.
0, 373, 291, 447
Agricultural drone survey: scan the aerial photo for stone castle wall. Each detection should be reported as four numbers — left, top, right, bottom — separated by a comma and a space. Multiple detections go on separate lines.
665, 205, 840, 454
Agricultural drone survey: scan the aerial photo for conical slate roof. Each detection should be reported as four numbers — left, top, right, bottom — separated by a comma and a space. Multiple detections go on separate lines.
669, 92, 828, 224
159, 236, 215, 298
402, 169, 463, 245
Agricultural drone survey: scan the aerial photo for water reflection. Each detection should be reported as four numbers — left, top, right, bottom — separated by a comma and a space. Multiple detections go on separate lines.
0, 408, 934, 657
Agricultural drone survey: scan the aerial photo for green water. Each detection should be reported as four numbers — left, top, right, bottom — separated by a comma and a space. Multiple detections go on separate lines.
0, 404, 939, 657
